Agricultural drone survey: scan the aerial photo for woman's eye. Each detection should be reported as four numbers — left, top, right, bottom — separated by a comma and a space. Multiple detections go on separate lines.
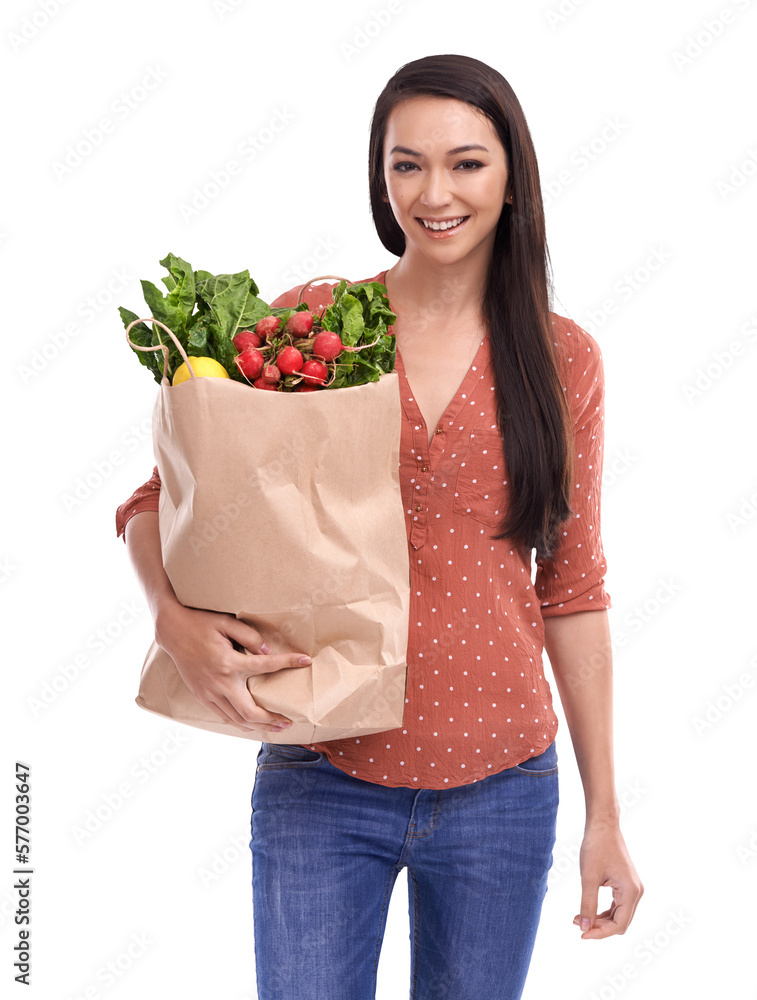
391, 160, 483, 173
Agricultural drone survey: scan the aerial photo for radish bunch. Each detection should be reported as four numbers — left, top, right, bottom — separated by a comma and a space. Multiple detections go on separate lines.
232, 310, 363, 392
122, 258, 396, 390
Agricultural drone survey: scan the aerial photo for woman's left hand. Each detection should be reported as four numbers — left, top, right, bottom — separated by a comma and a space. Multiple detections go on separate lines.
573, 820, 644, 939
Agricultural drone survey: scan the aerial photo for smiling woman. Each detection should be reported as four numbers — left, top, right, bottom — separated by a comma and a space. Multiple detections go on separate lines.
255, 54, 642, 997
383, 100, 509, 255
369, 58, 577, 560
116, 51, 643, 1000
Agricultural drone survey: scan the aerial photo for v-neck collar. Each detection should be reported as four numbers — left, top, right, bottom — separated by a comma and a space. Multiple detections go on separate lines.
394, 336, 490, 440
377, 267, 491, 440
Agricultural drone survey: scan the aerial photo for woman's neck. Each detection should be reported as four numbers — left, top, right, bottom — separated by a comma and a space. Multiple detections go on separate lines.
383, 249, 489, 326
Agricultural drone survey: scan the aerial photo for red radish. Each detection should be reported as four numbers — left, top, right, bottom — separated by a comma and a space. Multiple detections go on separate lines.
232, 329, 263, 351
286, 311, 314, 337
311, 331, 343, 362
256, 315, 281, 339
276, 346, 304, 375
235, 347, 264, 380
252, 377, 277, 391
296, 383, 321, 392
261, 364, 281, 384
300, 359, 328, 386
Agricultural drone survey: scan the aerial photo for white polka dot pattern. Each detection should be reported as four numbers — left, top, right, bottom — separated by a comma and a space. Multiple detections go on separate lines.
115, 272, 612, 790
310, 284, 612, 789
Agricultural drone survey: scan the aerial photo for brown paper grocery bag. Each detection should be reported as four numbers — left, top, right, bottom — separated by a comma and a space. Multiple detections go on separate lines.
130, 329, 410, 744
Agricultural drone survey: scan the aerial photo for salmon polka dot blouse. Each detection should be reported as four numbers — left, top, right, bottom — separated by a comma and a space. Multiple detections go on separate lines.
115, 270, 612, 790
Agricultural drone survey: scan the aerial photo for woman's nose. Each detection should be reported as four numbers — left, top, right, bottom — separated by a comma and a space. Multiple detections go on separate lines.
420, 169, 453, 208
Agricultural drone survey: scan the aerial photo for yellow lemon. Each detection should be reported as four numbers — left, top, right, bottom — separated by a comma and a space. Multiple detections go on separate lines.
172, 356, 230, 385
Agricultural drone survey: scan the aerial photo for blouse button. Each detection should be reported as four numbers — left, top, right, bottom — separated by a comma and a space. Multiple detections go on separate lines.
434, 427, 443, 435
415, 505, 422, 512
421, 466, 428, 472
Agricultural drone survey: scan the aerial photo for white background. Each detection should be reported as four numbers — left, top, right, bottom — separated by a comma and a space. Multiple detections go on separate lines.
4, 0, 756, 997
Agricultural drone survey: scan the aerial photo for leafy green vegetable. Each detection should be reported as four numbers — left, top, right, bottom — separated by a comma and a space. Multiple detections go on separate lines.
118, 308, 163, 381
194, 269, 268, 340
120, 256, 396, 388
159, 253, 195, 320
321, 280, 396, 389
186, 314, 210, 356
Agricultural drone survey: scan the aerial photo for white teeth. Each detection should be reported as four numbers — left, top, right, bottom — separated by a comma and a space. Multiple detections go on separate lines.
421, 217, 465, 231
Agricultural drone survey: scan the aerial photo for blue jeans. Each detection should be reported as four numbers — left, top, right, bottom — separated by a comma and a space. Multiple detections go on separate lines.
250, 740, 559, 1000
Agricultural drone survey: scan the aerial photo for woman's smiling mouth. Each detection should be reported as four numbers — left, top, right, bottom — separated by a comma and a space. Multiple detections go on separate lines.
417, 216, 469, 237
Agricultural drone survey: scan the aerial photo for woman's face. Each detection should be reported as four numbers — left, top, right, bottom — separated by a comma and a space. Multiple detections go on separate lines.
382, 95, 510, 268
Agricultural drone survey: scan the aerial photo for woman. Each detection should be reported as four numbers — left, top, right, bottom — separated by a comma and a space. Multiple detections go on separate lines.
117, 54, 643, 1000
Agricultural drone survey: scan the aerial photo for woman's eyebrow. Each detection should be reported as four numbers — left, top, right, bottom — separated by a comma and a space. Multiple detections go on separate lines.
389, 143, 489, 156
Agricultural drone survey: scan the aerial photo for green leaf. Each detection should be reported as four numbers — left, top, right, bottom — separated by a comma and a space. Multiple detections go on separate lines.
333, 279, 350, 301
159, 253, 196, 323
149, 319, 183, 382
140, 279, 188, 343
338, 294, 365, 346
319, 304, 338, 332
187, 317, 209, 355
315, 278, 397, 387
119, 307, 151, 345
238, 291, 270, 329
213, 331, 239, 381
119, 306, 163, 383
195, 269, 257, 340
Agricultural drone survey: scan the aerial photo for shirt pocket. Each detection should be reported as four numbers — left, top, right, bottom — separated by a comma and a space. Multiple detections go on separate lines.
452, 427, 509, 529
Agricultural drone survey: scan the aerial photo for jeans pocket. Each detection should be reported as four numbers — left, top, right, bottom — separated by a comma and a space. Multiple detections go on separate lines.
513, 740, 558, 776
257, 743, 325, 769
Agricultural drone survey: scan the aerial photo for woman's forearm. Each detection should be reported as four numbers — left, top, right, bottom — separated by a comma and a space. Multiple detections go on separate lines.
542, 609, 620, 826
122, 510, 301, 731
123, 511, 181, 621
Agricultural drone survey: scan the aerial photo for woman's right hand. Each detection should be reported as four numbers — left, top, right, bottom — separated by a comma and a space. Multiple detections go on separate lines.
123, 511, 308, 734
154, 600, 311, 733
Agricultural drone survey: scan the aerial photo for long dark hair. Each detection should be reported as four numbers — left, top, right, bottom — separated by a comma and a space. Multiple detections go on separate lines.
368, 53, 574, 560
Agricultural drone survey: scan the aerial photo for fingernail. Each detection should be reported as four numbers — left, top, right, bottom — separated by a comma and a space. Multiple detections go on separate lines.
298, 656, 312, 665
260, 642, 271, 654
271, 721, 291, 731
580, 917, 591, 931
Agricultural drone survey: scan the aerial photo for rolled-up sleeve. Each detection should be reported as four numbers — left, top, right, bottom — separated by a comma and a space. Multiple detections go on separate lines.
115, 466, 162, 541
535, 323, 612, 616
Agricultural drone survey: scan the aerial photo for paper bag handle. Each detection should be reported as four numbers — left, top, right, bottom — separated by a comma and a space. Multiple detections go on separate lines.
297, 275, 352, 307
124, 317, 196, 386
